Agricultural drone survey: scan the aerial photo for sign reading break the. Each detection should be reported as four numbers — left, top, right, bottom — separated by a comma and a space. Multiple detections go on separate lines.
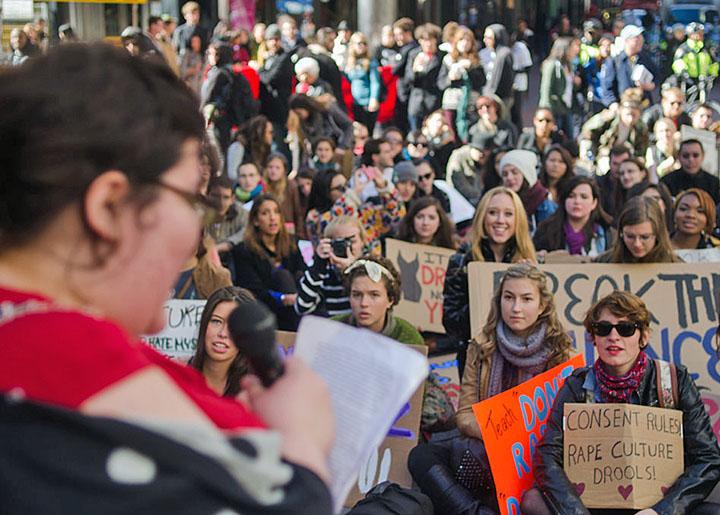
385, 239, 456, 333
141, 299, 206, 361
563, 403, 683, 509
471, 354, 586, 515
468, 263, 720, 392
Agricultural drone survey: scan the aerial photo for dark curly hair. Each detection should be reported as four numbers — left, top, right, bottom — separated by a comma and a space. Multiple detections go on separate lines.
343, 255, 402, 307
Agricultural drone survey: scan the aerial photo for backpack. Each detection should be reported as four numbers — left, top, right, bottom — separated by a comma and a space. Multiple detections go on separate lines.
347, 482, 434, 515
218, 66, 259, 127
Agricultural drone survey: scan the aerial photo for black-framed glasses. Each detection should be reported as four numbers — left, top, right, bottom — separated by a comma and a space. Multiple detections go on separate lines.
330, 184, 347, 194
591, 321, 640, 337
155, 180, 217, 226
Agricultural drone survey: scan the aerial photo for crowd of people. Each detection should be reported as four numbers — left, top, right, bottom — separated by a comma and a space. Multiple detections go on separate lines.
3, 5, 720, 515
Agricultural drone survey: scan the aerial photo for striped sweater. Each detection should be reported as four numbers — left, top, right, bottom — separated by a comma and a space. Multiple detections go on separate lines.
294, 257, 351, 318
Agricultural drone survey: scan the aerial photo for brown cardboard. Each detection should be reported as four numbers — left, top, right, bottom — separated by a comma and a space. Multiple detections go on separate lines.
384, 239, 456, 333
467, 262, 720, 392
563, 403, 683, 509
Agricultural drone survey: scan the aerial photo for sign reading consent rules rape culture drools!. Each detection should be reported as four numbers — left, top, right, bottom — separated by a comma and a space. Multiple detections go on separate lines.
471, 354, 586, 515
468, 263, 720, 392
563, 403, 683, 509
385, 239, 456, 333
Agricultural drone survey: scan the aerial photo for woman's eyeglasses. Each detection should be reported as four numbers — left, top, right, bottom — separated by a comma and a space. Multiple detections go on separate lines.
621, 232, 655, 243
330, 184, 347, 194
591, 321, 640, 337
155, 180, 217, 226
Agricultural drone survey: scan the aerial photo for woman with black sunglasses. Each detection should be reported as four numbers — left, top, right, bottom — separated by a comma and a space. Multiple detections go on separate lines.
522, 291, 720, 514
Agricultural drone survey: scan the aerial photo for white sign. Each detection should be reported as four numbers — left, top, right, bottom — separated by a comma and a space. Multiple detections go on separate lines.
680, 125, 718, 176
141, 299, 206, 361
2, 0, 33, 20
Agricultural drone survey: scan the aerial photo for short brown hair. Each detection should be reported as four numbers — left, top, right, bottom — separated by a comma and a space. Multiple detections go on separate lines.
583, 291, 651, 345
393, 17, 414, 34
344, 255, 401, 306
415, 23, 442, 42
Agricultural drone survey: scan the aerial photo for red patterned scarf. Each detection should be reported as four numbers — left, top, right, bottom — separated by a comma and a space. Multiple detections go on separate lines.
593, 351, 648, 403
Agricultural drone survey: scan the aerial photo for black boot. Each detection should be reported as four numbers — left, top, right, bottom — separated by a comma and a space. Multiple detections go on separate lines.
419, 464, 496, 515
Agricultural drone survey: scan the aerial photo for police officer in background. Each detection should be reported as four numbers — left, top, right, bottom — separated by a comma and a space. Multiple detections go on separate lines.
672, 22, 719, 103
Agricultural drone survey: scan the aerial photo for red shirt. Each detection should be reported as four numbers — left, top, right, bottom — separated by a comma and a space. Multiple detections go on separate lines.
0, 287, 265, 431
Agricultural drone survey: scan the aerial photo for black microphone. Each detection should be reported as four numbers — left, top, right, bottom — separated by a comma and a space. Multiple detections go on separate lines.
228, 301, 284, 387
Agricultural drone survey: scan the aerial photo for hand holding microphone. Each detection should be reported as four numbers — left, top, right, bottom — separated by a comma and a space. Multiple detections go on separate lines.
229, 301, 334, 483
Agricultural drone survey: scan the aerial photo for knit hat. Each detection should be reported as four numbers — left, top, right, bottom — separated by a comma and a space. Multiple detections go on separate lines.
393, 161, 418, 184
499, 150, 538, 187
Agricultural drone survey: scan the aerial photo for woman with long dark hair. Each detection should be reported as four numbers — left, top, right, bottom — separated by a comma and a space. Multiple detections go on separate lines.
305, 170, 348, 245
263, 153, 304, 236
232, 194, 305, 330
227, 114, 274, 181
288, 93, 354, 152
538, 144, 574, 204
190, 286, 256, 396
396, 196, 456, 249
533, 176, 613, 257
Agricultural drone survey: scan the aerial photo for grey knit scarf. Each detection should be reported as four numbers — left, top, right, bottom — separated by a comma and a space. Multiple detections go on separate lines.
486, 320, 551, 398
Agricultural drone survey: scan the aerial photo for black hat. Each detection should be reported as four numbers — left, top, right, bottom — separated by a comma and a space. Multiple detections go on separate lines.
469, 131, 495, 151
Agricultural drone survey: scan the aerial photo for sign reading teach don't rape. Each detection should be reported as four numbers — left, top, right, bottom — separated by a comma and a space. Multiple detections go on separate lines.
472, 354, 586, 515
468, 263, 720, 392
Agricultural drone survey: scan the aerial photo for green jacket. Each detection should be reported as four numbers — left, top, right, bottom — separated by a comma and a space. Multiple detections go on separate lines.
672, 39, 719, 78
332, 312, 424, 346
539, 59, 570, 116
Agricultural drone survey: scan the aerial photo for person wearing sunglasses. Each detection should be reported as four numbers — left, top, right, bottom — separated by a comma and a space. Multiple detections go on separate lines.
661, 139, 720, 204
523, 290, 720, 515
517, 108, 567, 157
0, 44, 334, 514
415, 159, 451, 213
596, 196, 681, 264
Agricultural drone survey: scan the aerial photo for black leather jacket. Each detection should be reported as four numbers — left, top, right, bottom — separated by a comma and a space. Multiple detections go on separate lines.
534, 364, 720, 515
441, 239, 516, 342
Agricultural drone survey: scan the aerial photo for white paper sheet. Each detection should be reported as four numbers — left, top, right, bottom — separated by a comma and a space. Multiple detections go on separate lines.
293, 316, 428, 513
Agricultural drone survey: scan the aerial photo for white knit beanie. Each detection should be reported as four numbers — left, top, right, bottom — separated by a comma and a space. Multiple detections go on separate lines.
499, 149, 538, 187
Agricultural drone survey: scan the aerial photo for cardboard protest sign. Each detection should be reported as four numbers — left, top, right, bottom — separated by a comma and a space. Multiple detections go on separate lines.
471, 354, 586, 515
563, 403, 683, 509
675, 248, 720, 263
275, 330, 427, 507
468, 263, 720, 392
141, 299, 206, 361
429, 352, 461, 411
385, 239, 456, 333
340, 344, 428, 506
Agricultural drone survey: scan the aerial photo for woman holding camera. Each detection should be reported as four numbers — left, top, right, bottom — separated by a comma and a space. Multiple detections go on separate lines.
295, 216, 365, 318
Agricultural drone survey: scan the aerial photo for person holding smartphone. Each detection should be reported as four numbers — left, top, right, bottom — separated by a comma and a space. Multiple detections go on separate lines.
319, 164, 405, 254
